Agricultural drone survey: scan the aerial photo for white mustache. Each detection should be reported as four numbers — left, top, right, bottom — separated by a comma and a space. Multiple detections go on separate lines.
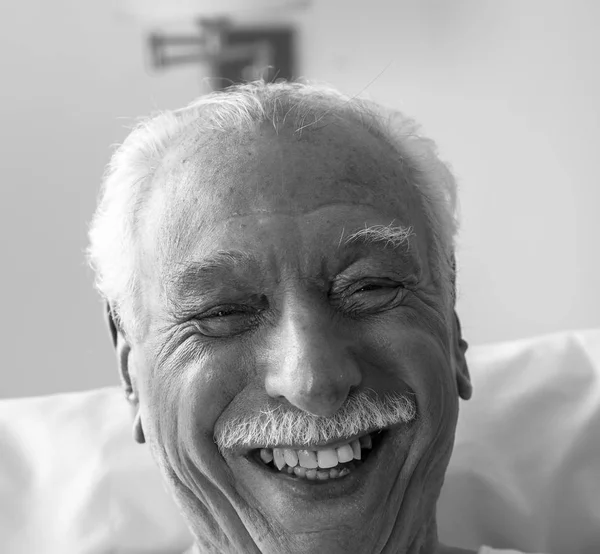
214, 389, 417, 452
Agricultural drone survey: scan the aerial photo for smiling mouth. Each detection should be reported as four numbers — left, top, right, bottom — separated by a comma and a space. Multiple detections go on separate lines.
250, 430, 385, 482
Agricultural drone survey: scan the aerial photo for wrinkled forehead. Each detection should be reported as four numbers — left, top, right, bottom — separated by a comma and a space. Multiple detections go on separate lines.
139, 118, 428, 265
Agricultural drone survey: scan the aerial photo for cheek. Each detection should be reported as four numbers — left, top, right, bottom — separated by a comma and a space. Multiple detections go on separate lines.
157, 341, 252, 447
358, 321, 458, 425
137, 341, 254, 505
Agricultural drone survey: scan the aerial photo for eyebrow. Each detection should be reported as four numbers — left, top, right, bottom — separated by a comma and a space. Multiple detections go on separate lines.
342, 223, 415, 251
339, 223, 422, 278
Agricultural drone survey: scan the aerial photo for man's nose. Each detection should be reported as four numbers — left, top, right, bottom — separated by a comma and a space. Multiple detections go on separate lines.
264, 301, 362, 417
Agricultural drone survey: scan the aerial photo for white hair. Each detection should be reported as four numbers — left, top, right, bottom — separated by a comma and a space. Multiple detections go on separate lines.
344, 223, 415, 250
87, 80, 459, 339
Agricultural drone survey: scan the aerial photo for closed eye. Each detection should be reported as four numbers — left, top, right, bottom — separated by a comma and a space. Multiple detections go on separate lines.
349, 280, 405, 295
192, 305, 264, 338
354, 283, 399, 293
328, 278, 407, 318
203, 307, 247, 318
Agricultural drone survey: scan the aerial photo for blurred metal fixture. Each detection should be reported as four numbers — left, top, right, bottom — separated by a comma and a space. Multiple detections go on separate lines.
149, 19, 295, 83
119, 0, 306, 82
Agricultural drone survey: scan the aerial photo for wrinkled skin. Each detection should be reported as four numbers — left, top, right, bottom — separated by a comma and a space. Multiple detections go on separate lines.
111, 118, 473, 554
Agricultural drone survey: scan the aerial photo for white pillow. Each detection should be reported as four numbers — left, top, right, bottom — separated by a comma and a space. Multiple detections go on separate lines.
438, 328, 600, 553
0, 387, 192, 553
0, 329, 598, 554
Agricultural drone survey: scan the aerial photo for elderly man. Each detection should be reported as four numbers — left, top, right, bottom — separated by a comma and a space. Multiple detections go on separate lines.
87, 81, 531, 554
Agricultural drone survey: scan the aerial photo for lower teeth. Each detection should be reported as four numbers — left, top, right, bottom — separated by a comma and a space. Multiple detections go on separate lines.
278, 462, 356, 480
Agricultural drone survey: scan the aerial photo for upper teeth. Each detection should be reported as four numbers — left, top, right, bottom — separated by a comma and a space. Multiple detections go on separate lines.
259, 434, 373, 470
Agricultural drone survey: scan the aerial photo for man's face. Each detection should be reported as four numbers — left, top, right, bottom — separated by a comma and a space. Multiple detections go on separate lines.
126, 119, 468, 553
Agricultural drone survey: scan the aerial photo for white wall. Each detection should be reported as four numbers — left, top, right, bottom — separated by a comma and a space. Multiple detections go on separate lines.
1, 0, 598, 398
0, 0, 203, 398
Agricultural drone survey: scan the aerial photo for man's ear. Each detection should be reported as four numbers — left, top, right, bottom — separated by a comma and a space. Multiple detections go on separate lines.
105, 303, 146, 444
453, 311, 472, 401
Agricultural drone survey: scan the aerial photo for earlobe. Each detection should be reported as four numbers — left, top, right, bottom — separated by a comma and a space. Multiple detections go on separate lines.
126, 390, 146, 444
453, 311, 472, 401
132, 406, 146, 444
